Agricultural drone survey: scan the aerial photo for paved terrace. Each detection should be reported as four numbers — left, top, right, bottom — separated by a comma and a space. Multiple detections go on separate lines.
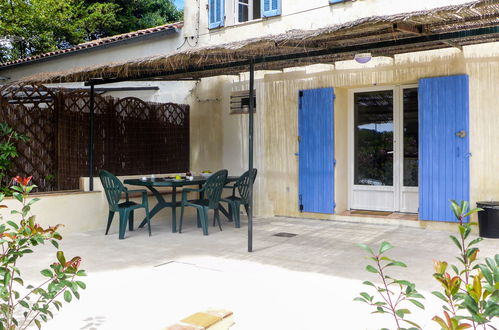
19, 215, 499, 330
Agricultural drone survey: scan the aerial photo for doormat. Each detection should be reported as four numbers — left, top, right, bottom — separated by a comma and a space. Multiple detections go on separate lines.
273, 232, 298, 238
350, 210, 393, 216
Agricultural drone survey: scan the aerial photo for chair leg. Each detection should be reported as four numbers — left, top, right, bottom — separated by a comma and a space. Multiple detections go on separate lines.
201, 207, 209, 236
129, 210, 134, 231
234, 201, 241, 228
105, 211, 115, 235
243, 203, 249, 216
179, 204, 185, 233
197, 209, 201, 228
228, 204, 233, 222
145, 207, 151, 237
118, 210, 128, 240
215, 209, 222, 231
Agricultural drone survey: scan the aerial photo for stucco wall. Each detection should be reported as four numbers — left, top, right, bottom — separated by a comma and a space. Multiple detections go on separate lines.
0, 32, 185, 83
211, 43, 499, 221
187, 76, 226, 173
182, 0, 474, 48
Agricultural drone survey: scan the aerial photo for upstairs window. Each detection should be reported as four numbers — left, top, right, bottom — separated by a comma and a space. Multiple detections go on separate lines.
209, 0, 225, 29
209, 0, 281, 29
262, 0, 280, 18
237, 0, 261, 23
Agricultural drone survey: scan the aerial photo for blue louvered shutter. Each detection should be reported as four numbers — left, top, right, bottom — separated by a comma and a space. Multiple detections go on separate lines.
329, 0, 346, 3
298, 88, 335, 214
418, 75, 470, 222
261, 0, 281, 17
208, 0, 224, 29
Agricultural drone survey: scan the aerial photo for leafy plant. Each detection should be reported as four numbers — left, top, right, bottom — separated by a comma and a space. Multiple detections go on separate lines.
431, 201, 498, 330
355, 241, 425, 329
356, 200, 498, 330
0, 176, 86, 329
0, 123, 29, 195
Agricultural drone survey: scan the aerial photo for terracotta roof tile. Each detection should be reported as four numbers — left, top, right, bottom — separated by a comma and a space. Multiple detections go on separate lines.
0, 21, 183, 68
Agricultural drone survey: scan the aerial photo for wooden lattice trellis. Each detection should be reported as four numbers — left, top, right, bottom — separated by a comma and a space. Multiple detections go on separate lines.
0, 84, 190, 192
0, 84, 57, 191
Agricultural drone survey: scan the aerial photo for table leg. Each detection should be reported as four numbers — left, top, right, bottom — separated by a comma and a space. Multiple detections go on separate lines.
171, 186, 177, 233
139, 186, 167, 228
199, 184, 204, 200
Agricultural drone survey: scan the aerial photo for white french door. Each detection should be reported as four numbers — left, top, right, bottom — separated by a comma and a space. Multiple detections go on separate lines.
349, 85, 419, 213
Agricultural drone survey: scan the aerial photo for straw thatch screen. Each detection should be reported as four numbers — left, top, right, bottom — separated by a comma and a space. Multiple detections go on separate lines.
0, 84, 190, 192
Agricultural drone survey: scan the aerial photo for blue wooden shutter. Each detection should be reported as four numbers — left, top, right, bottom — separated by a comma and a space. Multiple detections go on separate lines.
261, 0, 281, 17
329, 0, 346, 3
208, 0, 224, 29
419, 75, 470, 222
298, 88, 335, 214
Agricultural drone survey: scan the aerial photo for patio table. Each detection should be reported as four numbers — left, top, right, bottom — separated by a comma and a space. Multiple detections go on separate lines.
124, 176, 238, 233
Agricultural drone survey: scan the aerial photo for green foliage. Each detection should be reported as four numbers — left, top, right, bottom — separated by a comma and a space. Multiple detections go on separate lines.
431, 200, 498, 329
0, 0, 182, 62
0, 177, 86, 329
355, 241, 425, 329
90, 0, 183, 36
0, 123, 29, 195
356, 200, 498, 330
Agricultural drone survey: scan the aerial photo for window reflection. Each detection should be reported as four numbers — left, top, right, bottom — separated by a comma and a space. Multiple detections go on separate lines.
403, 88, 418, 187
354, 91, 394, 186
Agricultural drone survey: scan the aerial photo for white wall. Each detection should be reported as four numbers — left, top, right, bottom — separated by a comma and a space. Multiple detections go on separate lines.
0, 31, 185, 83
46, 80, 196, 104
182, 0, 473, 49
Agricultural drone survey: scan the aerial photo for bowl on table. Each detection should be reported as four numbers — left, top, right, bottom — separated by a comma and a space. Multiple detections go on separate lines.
200, 172, 212, 178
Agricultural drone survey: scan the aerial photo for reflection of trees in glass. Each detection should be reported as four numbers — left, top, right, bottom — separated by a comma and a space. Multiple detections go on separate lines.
403, 135, 418, 187
403, 88, 419, 187
355, 129, 393, 186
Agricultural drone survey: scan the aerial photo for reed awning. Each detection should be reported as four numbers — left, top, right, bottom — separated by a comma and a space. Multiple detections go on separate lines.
17, 0, 499, 85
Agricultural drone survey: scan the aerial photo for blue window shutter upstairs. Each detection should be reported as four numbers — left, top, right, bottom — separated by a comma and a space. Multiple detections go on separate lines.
419, 75, 470, 222
208, 0, 224, 29
261, 0, 281, 17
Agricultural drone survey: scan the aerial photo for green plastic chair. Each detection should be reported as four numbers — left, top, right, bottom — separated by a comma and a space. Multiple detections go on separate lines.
99, 170, 151, 240
179, 169, 228, 235
220, 168, 257, 228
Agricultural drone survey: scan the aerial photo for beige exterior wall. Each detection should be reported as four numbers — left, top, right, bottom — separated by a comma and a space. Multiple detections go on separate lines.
202, 43, 499, 222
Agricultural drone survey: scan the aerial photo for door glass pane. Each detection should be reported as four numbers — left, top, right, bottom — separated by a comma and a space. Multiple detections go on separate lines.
354, 91, 394, 186
403, 88, 418, 187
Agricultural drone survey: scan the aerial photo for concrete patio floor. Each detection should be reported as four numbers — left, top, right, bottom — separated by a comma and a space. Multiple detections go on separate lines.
19, 214, 499, 330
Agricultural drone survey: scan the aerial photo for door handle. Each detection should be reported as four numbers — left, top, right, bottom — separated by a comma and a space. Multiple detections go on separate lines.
387, 151, 394, 154
456, 130, 466, 138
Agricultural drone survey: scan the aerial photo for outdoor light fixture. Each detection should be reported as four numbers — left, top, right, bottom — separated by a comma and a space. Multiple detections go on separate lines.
354, 53, 372, 64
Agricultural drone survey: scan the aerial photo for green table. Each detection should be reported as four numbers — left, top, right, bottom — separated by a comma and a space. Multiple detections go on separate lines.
124, 176, 238, 233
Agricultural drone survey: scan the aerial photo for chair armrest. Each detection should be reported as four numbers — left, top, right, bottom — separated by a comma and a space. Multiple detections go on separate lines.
223, 185, 236, 196
124, 189, 148, 205
125, 189, 149, 194
181, 187, 203, 202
